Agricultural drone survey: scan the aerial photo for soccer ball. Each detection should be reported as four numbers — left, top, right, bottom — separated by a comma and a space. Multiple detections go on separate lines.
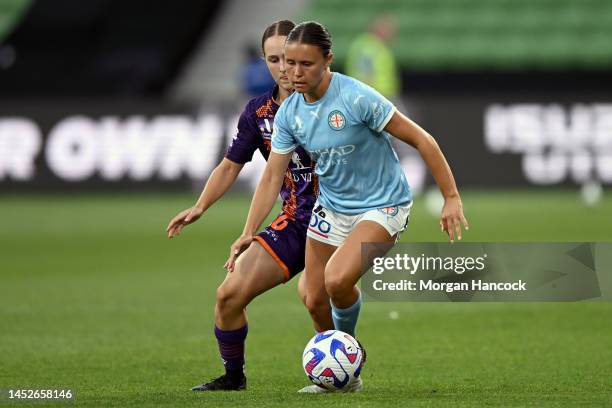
302, 330, 364, 391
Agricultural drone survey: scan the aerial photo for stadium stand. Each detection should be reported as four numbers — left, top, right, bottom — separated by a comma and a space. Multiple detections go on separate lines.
170, 0, 308, 104
0, 0, 30, 41
0, 0, 221, 96
303, 0, 612, 70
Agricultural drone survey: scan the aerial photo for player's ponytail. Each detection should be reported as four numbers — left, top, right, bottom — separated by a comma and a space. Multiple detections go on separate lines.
261, 20, 296, 54
286, 21, 332, 57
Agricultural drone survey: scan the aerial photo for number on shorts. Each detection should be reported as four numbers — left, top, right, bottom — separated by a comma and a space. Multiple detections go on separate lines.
271, 214, 290, 231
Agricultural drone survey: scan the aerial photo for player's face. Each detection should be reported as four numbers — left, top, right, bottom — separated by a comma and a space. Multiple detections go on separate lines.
263, 35, 292, 92
284, 42, 332, 94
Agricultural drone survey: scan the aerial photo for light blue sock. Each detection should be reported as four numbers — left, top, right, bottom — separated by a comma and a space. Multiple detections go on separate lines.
331, 291, 362, 338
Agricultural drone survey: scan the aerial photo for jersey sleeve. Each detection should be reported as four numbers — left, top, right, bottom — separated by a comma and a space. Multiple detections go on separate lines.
271, 104, 297, 154
350, 80, 396, 133
225, 104, 260, 164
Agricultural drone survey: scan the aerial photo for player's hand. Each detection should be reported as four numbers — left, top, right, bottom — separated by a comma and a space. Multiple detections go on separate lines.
166, 207, 204, 238
440, 195, 469, 243
225, 235, 254, 272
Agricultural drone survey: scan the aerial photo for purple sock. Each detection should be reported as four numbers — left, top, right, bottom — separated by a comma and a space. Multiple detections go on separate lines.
214, 324, 248, 376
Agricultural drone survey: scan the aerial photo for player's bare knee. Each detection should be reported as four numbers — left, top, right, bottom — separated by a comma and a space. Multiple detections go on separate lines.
324, 273, 352, 299
305, 295, 329, 318
298, 278, 308, 305
299, 290, 308, 306
215, 285, 230, 308
216, 284, 243, 313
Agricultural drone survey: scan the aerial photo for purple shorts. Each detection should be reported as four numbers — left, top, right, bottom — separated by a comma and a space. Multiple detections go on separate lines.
254, 212, 307, 282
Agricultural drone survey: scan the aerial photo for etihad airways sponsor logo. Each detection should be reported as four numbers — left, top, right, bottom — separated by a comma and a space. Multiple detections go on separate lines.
310, 144, 356, 166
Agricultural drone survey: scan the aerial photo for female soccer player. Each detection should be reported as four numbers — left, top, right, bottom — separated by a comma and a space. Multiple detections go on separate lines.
166, 20, 319, 392
225, 21, 469, 392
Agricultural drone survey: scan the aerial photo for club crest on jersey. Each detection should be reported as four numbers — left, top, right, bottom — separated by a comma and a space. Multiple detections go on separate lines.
328, 110, 346, 130
378, 206, 399, 216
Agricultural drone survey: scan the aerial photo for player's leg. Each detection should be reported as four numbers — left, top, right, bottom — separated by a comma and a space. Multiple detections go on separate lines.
297, 272, 307, 307
193, 241, 285, 391
299, 206, 409, 393
298, 222, 391, 393
302, 237, 336, 332
325, 221, 396, 337
215, 241, 286, 328
296, 238, 342, 394
324, 203, 411, 338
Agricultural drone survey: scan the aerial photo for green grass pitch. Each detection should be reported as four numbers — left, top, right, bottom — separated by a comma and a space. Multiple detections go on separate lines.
1, 189, 611, 407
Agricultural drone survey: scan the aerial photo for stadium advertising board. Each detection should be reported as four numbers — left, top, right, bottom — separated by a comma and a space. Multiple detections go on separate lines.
0, 102, 232, 191
1, 97, 610, 191
406, 94, 612, 188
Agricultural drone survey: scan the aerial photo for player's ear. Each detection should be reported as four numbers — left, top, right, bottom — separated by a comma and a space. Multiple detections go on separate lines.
325, 52, 334, 69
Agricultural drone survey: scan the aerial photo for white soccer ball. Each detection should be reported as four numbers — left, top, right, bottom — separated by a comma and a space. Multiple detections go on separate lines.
302, 330, 364, 391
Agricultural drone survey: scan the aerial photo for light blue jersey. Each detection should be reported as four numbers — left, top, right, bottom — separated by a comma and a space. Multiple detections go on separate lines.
272, 73, 411, 214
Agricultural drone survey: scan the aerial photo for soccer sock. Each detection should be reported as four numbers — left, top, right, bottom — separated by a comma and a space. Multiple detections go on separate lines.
214, 324, 248, 379
330, 290, 362, 338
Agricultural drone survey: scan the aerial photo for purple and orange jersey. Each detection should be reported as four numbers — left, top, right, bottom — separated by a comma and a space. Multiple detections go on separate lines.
226, 86, 318, 225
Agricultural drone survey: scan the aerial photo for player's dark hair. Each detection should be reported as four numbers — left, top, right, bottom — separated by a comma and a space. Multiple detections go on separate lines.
261, 20, 296, 54
286, 21, 332, 57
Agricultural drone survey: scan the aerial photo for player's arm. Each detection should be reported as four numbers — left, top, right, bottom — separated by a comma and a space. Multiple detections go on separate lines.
166, 158, 244, 238
193, 158, 244, 213
224, 151, 292, 271
384, 111, 469, 242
